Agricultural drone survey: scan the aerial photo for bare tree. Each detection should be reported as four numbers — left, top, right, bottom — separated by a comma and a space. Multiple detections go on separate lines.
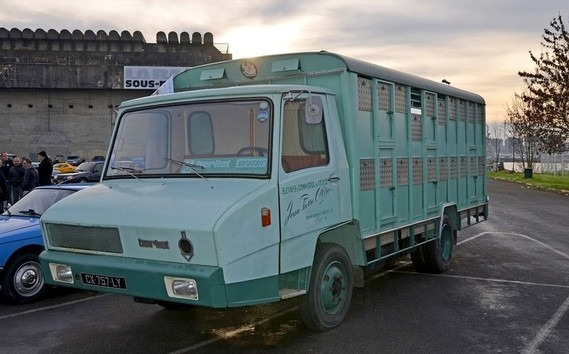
518, 14, 569, 154
506, 93, 541, 172
487, 123, 505, 171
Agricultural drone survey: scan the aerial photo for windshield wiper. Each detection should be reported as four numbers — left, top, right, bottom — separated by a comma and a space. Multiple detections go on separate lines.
164, 158, 208, 181
111, 166, 142, 180
19, 209, 41, 217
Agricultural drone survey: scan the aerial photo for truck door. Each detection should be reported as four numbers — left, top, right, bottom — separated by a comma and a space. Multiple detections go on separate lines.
278, 94, 343, 272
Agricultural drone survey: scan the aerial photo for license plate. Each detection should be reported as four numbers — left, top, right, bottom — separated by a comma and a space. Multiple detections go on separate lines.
81, 273, 127, 289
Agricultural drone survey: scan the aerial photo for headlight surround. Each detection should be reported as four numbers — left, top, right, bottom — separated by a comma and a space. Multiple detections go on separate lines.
49, 263, 74, 284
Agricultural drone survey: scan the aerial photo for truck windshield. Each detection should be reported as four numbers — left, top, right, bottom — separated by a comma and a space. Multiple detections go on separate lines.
105, 99, 272, 179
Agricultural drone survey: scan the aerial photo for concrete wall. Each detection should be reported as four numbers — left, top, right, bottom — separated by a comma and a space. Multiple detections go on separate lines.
0, 28, 231, 160
0, 88, 142, 160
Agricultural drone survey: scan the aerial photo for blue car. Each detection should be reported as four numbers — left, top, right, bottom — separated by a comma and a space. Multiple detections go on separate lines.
0, 184, 92, 304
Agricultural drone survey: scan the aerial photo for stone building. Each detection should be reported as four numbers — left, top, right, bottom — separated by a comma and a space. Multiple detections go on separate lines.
0, 28, 232, 161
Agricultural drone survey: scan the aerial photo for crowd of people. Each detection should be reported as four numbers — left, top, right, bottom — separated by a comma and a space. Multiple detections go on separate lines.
0, 151, 53, 209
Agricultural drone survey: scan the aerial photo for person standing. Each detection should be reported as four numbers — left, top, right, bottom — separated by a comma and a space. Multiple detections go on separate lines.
0, 152, 13, 178
22, 158, 38, 196
37, 151, 53, 186
0, 159, 9, 210
8, 156, 25, 204
1, 152, 13, 203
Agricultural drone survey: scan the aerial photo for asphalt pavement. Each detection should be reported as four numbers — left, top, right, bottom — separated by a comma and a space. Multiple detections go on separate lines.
1, 179, 568, 353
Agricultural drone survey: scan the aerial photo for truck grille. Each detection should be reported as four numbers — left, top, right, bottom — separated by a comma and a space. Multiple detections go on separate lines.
45, 223, 123, 254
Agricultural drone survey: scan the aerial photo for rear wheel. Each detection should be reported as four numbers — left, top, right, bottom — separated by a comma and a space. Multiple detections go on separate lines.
423, 217, 453, 273
299, 243, 353, 331
1, 253, 46, 304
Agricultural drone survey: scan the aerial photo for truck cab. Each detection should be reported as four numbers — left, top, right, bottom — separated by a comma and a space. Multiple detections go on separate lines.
41, 84, 352, 321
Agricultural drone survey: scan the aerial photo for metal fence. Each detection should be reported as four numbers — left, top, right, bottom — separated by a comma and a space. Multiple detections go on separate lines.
540, 153, 569, 176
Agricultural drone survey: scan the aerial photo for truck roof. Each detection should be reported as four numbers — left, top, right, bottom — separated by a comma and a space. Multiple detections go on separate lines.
171, 51, 484, 104
329, 52, 485, 104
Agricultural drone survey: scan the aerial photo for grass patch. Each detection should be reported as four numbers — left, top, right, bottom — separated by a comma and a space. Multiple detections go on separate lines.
488, 170, 569, 192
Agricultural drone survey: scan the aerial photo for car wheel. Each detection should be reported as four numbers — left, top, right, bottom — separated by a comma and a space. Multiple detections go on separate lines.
1, 253, 46, 304
299, 243, 353, 331
79, 178, 88, 183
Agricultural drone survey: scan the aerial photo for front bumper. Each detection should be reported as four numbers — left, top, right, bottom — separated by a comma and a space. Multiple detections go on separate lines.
39, 250, 228, 307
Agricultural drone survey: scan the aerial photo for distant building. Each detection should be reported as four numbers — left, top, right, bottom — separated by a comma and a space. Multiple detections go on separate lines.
504, 137, 522, 155
0, 28, 231, 160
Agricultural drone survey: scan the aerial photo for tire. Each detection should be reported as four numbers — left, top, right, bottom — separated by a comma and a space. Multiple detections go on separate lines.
423, 217, 454, 273
299, 243, 353, 331
1, 253, 46, 304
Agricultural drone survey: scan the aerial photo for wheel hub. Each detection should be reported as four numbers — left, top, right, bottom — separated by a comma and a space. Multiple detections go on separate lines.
14, 263, 44, 296
330, 276, 343, 296
20, 269, 38, 288
321, 262, 347, 314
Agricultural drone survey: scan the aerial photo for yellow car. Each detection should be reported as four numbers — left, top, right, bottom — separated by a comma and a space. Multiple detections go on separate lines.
53, 162, 76, 174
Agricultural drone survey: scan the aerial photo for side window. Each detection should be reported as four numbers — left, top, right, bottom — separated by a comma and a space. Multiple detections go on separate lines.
281, 97, 329, 173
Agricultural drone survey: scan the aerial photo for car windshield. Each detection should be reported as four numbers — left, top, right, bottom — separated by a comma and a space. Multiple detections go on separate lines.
76, 162, 96, 172
4, 188, 76, 217
105, 99, 272, 179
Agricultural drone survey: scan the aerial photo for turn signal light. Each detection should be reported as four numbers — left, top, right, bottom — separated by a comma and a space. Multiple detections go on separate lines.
261, 207, 271, 227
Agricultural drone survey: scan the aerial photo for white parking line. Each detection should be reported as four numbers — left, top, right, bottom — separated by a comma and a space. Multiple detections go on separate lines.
393, 270, 569, 290
458, 231, 494, 245
393, 269, 569, 353
459, 230, 569, 261
459, 229, 569, 352
0, 293, 110, 321
522, 294, 569, 354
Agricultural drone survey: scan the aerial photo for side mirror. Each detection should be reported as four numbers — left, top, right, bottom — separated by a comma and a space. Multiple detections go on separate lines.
305, 95, 323, 124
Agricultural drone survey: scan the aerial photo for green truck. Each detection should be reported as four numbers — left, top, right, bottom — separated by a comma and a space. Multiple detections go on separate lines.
40, 51, 488, 331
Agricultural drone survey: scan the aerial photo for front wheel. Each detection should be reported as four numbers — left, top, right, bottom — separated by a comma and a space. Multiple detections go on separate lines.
299, 243, 353, 331
1, 253, 46, 304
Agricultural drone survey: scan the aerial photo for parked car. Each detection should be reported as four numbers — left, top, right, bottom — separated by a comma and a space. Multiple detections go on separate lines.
51, 169, 60, 185
0, 184, 93, 304
66, 155, 83, 166
53, 162, 76, 174
91, 155, 105, 162
55, 161, 104, 184
53, 155, 65, 163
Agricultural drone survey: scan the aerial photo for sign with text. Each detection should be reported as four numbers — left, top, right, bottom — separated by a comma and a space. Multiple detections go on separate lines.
124, 66, 188, 90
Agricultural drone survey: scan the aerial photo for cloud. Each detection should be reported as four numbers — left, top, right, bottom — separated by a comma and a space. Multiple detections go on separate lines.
0, 0, 566, 122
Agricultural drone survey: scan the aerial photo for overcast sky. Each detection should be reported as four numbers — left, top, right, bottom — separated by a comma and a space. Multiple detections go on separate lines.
1, 0, 567, 124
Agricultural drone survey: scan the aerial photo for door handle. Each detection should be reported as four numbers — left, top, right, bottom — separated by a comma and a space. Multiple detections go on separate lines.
328, 176, 340, 183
